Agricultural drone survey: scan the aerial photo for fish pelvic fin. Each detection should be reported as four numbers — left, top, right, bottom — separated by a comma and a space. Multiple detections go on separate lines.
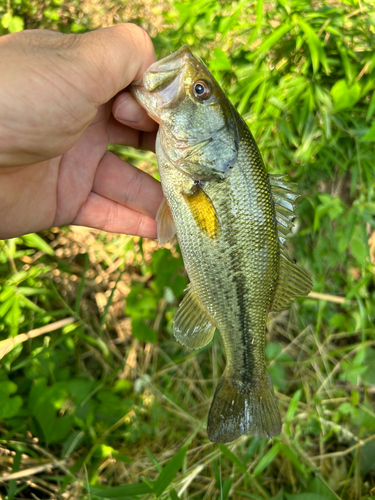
207, 371, 281, 444
156, 197, 176, 246
173, 284, 216, 349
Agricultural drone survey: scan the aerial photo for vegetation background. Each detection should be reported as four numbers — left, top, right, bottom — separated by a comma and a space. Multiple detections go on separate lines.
0, 0, 375, 498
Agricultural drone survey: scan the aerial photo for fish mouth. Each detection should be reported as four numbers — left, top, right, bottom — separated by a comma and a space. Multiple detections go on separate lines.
134, 45, 192, 93
131, 45, 194, 112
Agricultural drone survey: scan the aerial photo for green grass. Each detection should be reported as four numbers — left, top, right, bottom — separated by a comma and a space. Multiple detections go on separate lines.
1, 0, 375, 499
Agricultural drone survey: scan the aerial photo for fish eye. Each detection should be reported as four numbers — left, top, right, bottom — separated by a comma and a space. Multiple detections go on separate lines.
192, 80, 211, 100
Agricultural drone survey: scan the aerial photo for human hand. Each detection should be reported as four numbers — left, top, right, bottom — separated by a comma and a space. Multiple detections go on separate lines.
0, 25, 162, 239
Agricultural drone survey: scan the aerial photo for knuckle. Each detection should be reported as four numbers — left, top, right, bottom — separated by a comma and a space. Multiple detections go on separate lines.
126, 167, 144, 203
112, 23, 153, 52
135, 214, 146, 237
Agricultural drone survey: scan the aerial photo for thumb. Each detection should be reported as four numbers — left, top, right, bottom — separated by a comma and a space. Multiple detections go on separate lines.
0, 25, 156, 167
71, 24, 156, 106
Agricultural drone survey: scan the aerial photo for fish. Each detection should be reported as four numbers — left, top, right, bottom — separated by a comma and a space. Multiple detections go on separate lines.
131, 46, 312, 444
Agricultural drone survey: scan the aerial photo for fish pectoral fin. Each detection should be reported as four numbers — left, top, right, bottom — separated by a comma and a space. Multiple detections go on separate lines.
207, 371, 281, 444
156, 197, 176, 246
182, 184, 221, 240
272, 252, 313, 312
183, 138, 212, 160
173, 284, 216, 349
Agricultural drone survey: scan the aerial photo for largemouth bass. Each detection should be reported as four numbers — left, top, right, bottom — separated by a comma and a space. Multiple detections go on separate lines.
132, 46, 312, 444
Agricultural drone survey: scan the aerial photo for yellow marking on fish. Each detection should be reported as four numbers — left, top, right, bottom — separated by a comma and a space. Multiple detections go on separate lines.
182, 185, 221, 240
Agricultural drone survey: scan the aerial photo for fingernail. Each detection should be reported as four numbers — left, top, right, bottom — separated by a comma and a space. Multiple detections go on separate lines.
114, 94, 144, 123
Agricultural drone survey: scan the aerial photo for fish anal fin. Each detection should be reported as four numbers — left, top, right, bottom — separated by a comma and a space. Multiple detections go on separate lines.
182, 184, 221, 240
272, 252, 313, 312
207, 371, 281, 444
156, 197, 176, 246
173, 284, 216, 349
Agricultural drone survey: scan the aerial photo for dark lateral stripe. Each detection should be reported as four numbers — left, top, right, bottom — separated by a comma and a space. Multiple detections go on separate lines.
227, 228, 255, 383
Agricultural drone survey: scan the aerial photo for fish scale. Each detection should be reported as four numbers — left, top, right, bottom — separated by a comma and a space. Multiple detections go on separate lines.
132, 45, 312, 443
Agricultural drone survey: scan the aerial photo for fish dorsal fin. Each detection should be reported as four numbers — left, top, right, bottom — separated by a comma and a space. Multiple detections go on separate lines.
272, 251, 313, 311
269, 174, 300, 246
174, 284, 216, 349
269, 174, 313, 311
156, 197, 176, 246
182, 184, 221, 240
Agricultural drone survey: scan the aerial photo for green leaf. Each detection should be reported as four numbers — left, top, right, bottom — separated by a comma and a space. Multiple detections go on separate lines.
298, 19, 328, 74
314, 194, 344, 231
0, 297, 14, 318
252, 443, 280, 476
70, 22, 85, 33
153, 445, 188, 497
307, 477, 338, 500
19, 295, 44, 313
363, 348, 375, 385
131, 318, 157, 343
126, 285, 158, 320
0, 13, 24, 32
0, 380, 23, 419
256, 23, 292, 56
248, 0, 264, 44
1, 12, 13, 28
331, 80, 361, 112
29, 379, 74, 443
336, 40, 354, 83
243, 438, 261, 465
358, 440, 375, 476
61, 430, 85, 459
271, 491, 284, 500
7, 15, 24, 33
89, 483, 152, 497
361, 121, 375, 142
150, 248, 184, 298
43, 8, 60, 20
285, 390, 301, 421
17, 287, 50, 297
265, 343, 282, 359
22, 233, 54, 256
170, 489, 179, 500
269, 364, 287, 391
350, 235, 368, 266
351, 389, 360, 406
7, 297, 21, 336
144, 447, 163, 472
279, 444, 306, 476
211, 48, 232, 72
222, 476, 234, 500
218, 5, 242, 37
366, 90, 375, 121
285, 495, 331, 500
219, 445, 247, 474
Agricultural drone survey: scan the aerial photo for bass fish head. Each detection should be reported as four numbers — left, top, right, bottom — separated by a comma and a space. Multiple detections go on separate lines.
131, 45, 240, 181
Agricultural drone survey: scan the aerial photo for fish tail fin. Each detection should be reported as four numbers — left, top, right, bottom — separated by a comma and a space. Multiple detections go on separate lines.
207, 371, 281, 443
